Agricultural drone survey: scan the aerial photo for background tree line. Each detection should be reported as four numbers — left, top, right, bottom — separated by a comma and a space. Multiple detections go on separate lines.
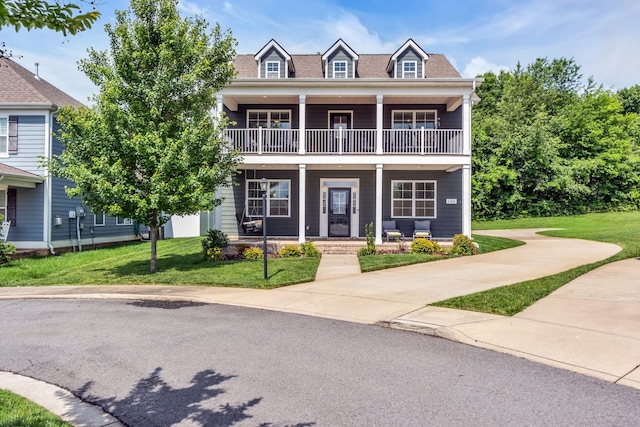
472, 58, 640, 220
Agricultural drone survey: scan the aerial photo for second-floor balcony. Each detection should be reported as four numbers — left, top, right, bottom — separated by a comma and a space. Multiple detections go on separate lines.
224, 128, 464, 155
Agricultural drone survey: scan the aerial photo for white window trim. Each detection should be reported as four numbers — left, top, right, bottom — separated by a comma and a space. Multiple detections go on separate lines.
246, 110, 292, 129
391, 180, 437, 219
0, 187, 6, 220
402, 60, 417, 79
94, 211, 105, 227
265, 61, 280, 79
246, 179, 291, 218
333, 61, 347, 79
0, 116, 8, 157
391, 110, 438, 129
116, 217, 133, 225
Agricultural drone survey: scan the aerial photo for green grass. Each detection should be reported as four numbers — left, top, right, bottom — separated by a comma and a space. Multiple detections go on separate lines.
359, 234, 524, 272
0, 389, 72, 427
433, 211, 640, 316
0, 238, 319, 289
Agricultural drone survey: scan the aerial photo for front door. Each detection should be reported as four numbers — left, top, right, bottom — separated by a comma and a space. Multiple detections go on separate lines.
328, 188, 350, 237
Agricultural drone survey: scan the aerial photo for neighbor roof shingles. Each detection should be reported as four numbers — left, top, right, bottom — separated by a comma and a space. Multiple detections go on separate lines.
234, 53, 460, 79
0, 56, 83, 108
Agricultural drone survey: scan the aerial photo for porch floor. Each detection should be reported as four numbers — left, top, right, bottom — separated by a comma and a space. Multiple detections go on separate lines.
231, 237, 452, 254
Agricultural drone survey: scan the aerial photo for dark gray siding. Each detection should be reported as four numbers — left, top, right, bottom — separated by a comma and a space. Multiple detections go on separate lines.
9, 184, 44, 241
382, 170, 462, 238
327, 49, 354, 78
306, 105, 376, 129
223, 170, 299, 237
259, 48, 285, 78
395, 48, 424, 78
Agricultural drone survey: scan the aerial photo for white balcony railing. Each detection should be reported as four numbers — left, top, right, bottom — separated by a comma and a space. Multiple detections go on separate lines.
224, 128, 463, 155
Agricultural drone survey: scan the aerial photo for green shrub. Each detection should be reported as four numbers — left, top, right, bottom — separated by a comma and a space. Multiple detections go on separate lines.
0, 241, 16, 264
206, 247, 223, 262
279, 244, 302, 258
236, 244, 251, 257
410, 238, 441, 254
449, 234, 477, 256
201, 229, 228, 258
243, 247, 263, 260
358, 246, 377, 257
358, 221, 377, 256
300, 241, 321, 258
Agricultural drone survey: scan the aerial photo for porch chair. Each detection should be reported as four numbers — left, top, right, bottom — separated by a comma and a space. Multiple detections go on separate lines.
0, 220, 11, 242
412, 220, 431, 240
382, 220, 404, 242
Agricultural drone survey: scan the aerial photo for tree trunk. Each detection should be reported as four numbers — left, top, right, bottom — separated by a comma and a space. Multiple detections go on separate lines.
150, 225, 158, 273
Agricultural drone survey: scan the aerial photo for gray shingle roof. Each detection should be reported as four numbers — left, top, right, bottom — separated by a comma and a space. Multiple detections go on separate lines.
234, 52, 461, 79
0, 57, 83, 108
0, 162, 42, 180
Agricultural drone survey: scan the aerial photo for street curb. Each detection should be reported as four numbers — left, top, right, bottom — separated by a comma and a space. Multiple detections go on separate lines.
0, 371, 124, 427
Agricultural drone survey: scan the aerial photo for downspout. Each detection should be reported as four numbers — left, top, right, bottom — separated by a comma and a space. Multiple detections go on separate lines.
45, 111, 54, 254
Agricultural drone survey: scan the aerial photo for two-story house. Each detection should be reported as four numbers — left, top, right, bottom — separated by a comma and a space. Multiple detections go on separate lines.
206, 38, 481, 244
0, 57, 137, 252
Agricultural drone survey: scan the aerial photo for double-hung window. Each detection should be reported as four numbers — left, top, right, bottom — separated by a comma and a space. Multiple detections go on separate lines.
391, 180, 436, 218
0, 189, 6, 220
266, 61, 280, 78
333, 61, 347, 78
116, 217, 133, 225
94, 211, 105, 226
246, 179, 290, 217
402, 61, 417, 78
392, 111, 436, 129
248, 111, 290, 129
0, 117, 8, 156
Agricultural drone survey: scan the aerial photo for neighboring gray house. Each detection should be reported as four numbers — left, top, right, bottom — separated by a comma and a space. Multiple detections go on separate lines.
0, 57, 136, 252
203, 38, 482, 243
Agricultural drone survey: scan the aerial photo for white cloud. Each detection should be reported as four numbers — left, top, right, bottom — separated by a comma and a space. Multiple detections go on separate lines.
177, 0, 208, 16
462, 57, 509, 78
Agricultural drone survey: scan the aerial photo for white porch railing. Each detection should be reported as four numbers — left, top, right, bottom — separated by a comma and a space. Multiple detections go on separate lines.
382, 129, 463, 154
224, 128, 463, 155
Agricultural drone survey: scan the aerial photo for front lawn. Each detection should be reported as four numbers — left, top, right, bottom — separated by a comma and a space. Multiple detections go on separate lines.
433, 211, 640, 316
0, 389, 72, 426
0, 238, 319, 289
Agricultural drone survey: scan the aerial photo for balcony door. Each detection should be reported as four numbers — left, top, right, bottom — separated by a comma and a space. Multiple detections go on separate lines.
329, 111, 352, 153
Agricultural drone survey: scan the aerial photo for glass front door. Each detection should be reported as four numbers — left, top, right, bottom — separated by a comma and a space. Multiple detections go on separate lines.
328, 188, 350, 237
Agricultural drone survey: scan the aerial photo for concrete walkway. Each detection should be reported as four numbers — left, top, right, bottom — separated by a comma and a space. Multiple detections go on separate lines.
1, 229, 639, 425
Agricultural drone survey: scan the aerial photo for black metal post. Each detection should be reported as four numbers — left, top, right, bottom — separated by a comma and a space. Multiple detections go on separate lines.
262, 189, 268, 280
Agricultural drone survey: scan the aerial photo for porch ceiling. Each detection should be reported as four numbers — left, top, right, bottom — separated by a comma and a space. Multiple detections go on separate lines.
223, 94, 462, 109
238, 163, 463, 172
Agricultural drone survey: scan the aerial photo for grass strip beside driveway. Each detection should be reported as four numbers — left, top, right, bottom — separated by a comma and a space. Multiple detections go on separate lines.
433, 211, 640, 316
0, 389, 72, 427
0, 238, 319, 289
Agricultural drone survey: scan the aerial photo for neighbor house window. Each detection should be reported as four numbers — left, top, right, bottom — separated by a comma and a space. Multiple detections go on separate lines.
391, 180, 436, 218
266, 61, 280, 78
247, 111, 290, 129
0, 117, 7, 155
94, 211, 105, 226
402, 61, 417, 78
392, 111, 436, 129
0, 189, 6, 220
333, 61, 347, 78
116, 217, 133, 225
246, 179, 291, 217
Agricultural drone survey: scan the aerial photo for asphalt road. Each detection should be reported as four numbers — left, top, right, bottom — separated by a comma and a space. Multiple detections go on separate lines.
1, 299, 639, 427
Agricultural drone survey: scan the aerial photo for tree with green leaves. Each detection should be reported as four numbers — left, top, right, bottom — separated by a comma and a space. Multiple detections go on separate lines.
0, 0, 99, 35
48, 0, 240, 272
618, 85, 640, 115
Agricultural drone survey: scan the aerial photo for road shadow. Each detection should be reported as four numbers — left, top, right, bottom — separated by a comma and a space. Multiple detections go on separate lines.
77, 367, 315, 426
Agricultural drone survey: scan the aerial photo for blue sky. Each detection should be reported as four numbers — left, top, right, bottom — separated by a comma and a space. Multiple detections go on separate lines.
3, 0, 639, 103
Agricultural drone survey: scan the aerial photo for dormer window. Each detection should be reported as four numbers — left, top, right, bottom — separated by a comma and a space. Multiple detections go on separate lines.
266, 61, 280, 78
403, 61, 417, 79
334, 61, 347, 79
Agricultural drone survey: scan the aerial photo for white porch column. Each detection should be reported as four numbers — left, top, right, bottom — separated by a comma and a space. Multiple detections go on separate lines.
375, 164, 383, 244
298, 164, 306, 243
215, 94, 224, 119
298, 95, 306, 154
462, 164, 472, 237
376, 95, 383, 155
462, 94, 471, 155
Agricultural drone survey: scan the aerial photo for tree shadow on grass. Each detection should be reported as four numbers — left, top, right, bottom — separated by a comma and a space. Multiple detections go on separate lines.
77, 367, 315, 427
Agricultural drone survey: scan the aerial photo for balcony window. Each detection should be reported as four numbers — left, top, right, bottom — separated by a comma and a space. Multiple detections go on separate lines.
333, 61, 347, 78
247, 179, 290, 217
248, 111, 290, 129
266, 61, 280, 78
402, 61, 417, 78
392, 111, 436, 129
392, 180, 436, 218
